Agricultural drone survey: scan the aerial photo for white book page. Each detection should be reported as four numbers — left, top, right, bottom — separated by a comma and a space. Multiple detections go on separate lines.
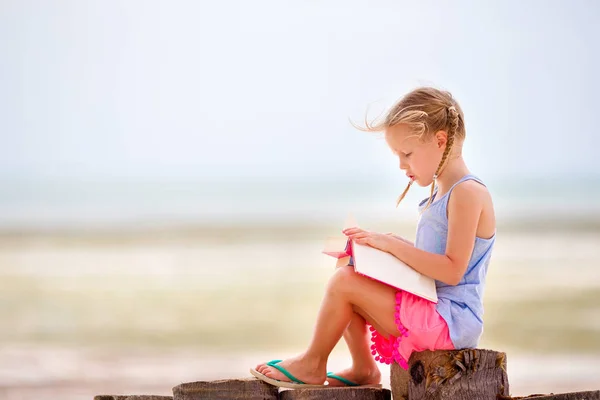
352, 242, 438, 303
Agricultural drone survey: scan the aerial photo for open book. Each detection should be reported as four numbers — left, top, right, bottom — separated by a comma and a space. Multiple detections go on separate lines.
322, 223, 438, 303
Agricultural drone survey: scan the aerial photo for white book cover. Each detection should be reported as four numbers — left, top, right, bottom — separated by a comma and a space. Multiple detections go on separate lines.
351, 241, 438, 303
322, 215, 438, 303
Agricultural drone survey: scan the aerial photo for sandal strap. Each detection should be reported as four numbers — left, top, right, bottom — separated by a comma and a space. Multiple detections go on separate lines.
326, 372, 359, 386
266, 360, 305, 384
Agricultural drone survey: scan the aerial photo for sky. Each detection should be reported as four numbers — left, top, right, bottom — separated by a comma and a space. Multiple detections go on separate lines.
0, 0, 598, 185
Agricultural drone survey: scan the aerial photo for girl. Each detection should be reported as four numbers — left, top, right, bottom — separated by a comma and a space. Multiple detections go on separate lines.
250, 87, 496, 388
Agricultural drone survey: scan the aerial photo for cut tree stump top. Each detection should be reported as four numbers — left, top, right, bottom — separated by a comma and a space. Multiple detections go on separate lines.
172, 378, 279, 400
498, 390, 600, 400
94, 396, 172, 400
279, 387, 391, 400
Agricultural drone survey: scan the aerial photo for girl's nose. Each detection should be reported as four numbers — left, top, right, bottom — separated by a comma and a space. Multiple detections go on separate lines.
399, 158, 408, 171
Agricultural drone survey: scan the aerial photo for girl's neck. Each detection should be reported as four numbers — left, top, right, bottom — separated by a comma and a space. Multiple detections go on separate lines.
435, 155, 470, 197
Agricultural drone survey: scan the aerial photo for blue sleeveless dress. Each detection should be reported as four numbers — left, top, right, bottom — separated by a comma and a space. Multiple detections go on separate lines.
368, 173, 496, 368
415, 174, 496, 349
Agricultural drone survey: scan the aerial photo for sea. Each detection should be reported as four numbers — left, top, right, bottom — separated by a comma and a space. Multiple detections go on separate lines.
1, 175, 599, 231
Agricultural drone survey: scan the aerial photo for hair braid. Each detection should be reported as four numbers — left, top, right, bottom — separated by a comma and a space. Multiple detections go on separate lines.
422, 106, 459, 211
357, 87, 466, 210
395, 179, 414, 208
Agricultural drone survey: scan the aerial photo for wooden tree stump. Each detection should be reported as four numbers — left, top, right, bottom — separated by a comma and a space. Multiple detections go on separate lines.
390, 348, 509, 400
94, 396, 172, 400
279, 387, 391, 400
390, 362, 411, 400
172, 378, 279, 400
498, 391, 600, 400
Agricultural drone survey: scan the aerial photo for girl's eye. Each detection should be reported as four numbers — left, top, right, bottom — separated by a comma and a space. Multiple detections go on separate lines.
405, 153, 412, 158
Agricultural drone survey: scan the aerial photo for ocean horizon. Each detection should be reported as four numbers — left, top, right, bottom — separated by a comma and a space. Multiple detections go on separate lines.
1, 174, 599, 231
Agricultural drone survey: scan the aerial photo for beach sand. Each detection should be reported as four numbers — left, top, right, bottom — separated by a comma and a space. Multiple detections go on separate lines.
0, 344, 599, 400
0, 227, 599, 399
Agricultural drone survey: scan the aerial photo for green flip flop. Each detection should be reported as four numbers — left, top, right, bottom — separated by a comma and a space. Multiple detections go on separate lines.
250, 359, 328, 389
326, 372, 382, 388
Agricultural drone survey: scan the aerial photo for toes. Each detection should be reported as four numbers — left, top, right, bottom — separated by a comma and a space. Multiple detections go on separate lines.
262, 366, 286, 381
256, 365, 275, 379
263, 366, 280, 379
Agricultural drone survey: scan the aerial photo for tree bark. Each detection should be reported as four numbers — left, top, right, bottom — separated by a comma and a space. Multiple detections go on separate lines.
172, 378, 279, 400
391, 349, 509, 400
390, 362, 411, 400
279, 387, 391, 400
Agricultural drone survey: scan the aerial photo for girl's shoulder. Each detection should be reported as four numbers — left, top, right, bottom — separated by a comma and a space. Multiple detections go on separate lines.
450, 178, 491, 200
447, 178, 496, 240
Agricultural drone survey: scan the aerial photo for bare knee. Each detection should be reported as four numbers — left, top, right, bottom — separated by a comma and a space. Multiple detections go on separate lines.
327, 265, 357, 296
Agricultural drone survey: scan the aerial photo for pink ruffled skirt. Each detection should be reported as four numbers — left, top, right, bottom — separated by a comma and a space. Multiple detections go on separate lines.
369, 290, 455, 369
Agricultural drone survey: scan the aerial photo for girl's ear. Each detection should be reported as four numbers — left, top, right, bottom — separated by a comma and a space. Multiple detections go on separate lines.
435, 130, 448, 149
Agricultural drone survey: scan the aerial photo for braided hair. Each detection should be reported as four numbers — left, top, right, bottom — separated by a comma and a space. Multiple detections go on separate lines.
354, 87, 466, 209
420, 105, 460, 210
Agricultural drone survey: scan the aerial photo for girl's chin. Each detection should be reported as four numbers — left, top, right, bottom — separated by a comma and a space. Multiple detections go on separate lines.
413, 178, 433, 187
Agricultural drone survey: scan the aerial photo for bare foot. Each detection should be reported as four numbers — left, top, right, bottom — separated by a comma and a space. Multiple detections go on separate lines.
255, 354, 327, 385
326, 366, 381, 387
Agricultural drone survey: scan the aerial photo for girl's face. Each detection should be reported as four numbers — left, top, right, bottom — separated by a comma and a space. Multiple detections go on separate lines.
385, 124, 447, 187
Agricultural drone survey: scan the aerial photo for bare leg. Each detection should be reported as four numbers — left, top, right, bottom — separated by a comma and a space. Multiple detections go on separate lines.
256, 266, 401, 385
326, 307, 381, 386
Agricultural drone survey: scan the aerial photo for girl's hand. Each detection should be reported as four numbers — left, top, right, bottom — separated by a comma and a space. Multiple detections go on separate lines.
342, 227, 394, 252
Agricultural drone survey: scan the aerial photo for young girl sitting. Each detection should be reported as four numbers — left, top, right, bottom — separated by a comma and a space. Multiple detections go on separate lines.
250, 86, 496, 388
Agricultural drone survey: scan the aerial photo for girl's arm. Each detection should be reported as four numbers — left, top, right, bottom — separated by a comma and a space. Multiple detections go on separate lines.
385, 182, 484, 285
384, 240, 460, 285
386, 233, 414, 247
345, 182, 484, 286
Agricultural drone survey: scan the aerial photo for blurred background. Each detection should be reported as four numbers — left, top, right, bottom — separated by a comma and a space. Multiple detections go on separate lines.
1, 1, 599, 399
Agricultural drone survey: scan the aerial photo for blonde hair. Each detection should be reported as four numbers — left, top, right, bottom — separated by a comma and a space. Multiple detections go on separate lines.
354, 87, 466, 210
